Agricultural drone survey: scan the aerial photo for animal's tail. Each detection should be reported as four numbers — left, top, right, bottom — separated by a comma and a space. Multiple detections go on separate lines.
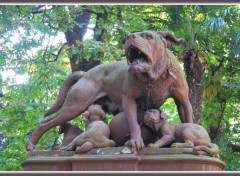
44, 71, 85, 117
194, 143, 219, 156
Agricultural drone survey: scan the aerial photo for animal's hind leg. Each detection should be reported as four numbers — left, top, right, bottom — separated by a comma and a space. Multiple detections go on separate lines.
61, 142, 76, 151
171, 128, 195, 148
61, 139, 84, 151
107, 139, 116, 147
171, 140, 194, 148
100, 139, 116, 148
26, 78, 102, 151
39, 117, 54, 124
76, 142, 94, 153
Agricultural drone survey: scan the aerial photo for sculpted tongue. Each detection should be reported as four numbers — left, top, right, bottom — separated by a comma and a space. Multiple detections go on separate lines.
132, 59, 138, 65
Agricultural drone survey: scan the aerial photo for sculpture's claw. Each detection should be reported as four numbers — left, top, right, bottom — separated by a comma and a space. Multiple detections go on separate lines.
148, 143, 155, 147
125, 138, 145, 150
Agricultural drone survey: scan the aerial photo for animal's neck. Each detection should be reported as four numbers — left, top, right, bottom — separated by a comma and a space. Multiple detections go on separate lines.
131, 52, 168, 83
155, 119, 169, 131
148, 52, 167, 81
154, 120, 165, 133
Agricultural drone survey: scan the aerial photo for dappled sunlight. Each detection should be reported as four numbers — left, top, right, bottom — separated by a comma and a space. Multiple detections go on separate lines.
1, 70, 30, 85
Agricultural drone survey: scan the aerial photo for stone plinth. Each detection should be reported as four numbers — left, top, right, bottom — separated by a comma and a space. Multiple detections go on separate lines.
22, 147, 225, 171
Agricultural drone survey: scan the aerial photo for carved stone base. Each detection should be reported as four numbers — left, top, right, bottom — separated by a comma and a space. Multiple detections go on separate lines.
22, 147, 225, 171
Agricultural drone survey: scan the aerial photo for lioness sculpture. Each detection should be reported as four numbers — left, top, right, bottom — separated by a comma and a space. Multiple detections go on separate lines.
144, 109, 219, 156
26, 31, 193, 151
61, 104, 115, 153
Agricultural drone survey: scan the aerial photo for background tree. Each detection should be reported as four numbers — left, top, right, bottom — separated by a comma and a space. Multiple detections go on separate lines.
0, 5, 239, 171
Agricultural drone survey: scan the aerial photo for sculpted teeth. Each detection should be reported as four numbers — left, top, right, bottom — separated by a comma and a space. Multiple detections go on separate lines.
128, 46, 149, 65
139, 57, 144, 63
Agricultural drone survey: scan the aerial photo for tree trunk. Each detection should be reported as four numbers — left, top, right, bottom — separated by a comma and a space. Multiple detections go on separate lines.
64, 9, 100, 72
180, 48, 204, 124
93, 11, 108, 41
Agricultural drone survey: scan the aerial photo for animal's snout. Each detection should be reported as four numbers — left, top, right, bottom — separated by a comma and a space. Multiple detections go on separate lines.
126, 33, 136, 40
145, 112, 154, 119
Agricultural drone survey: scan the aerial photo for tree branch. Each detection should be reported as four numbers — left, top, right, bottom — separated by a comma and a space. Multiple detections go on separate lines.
211, 56, 225, 75
30, 5, 48, 14
142, 17, 169, 24
229, 143, 240, 152
48, 42, 67, 62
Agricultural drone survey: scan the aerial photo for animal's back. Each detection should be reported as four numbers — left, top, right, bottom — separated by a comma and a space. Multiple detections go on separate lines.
84, 60, 127, 80
176, 123, 211, 144
85, 60, 128, 110
83, 121, 111, 145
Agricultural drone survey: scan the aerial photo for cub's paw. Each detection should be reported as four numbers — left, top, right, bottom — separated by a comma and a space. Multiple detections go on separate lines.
148, 143, 160, 148
171, 143, 180, 148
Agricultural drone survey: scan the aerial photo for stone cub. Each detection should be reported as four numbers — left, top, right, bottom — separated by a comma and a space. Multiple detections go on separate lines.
61, 104, 115, 153
143, 109, 219, 157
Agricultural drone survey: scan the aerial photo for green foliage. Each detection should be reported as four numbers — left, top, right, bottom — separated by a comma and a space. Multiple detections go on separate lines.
215, 136, 240, 171
0, 5, 239, 171
160, 98, 181, 123
0, 51, 70, 170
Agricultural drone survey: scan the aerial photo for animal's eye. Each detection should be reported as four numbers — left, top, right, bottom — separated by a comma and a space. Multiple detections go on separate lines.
146, 33, 153, 40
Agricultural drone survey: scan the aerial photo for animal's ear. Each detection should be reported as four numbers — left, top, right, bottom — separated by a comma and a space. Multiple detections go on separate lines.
82, 111, 89, 123
158, 31, 184, 48
160, 111, 168, 120
121, 36, 127, 44
100, 110, 108, 124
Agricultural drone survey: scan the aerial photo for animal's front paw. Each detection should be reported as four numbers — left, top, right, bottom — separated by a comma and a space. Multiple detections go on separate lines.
171, 143, 180, 148
60, 146, 67, 151
125, 138, 145, 150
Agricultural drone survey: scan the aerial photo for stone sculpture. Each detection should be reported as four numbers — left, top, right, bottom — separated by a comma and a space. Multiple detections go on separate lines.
26, 31, 193, 151
61, 104, 115, 153
109, 111, 157, 147
143, 109, 219, 157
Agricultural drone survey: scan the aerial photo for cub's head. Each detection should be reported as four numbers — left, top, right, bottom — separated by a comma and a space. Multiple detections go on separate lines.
144, 109, 168, 130
82, 104, 107, 127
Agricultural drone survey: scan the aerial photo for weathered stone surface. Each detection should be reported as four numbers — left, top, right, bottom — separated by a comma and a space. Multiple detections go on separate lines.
22, 147, 226, 171
28, 150, 75, 157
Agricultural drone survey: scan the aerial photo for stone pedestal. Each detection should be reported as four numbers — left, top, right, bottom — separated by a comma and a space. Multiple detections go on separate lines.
22, 147, 225, 171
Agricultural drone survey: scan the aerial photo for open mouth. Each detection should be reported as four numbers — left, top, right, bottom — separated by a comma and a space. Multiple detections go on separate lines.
127, 45, 150, 65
